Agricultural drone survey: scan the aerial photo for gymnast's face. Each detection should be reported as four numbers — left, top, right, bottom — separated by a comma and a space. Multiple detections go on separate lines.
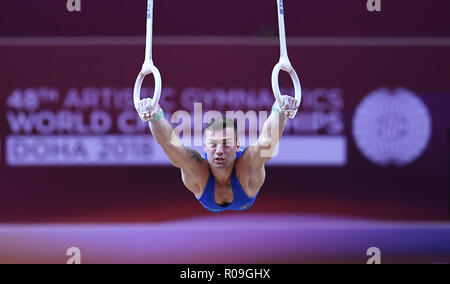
204, 128, 240, 169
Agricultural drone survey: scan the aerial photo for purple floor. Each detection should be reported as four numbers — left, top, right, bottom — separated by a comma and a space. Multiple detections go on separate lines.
0, 214, 449, 264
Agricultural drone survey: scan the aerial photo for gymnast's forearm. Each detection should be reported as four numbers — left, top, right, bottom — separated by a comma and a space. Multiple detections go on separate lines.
148, 118, 179, 146
258, 112, 287, 148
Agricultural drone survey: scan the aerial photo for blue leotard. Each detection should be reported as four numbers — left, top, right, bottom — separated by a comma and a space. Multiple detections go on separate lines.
197, 148, 259, 213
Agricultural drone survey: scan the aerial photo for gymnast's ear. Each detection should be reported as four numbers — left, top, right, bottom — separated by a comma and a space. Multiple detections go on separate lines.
203, 139, 207, 153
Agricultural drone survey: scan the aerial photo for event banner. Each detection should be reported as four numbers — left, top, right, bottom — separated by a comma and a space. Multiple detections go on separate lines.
1, 42, 448, 166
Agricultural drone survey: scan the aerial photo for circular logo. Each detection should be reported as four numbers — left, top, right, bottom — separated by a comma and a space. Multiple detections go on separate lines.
352, 88, 432, 167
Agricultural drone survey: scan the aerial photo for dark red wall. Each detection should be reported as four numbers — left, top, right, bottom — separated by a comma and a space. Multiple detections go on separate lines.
1, 0, 449, 37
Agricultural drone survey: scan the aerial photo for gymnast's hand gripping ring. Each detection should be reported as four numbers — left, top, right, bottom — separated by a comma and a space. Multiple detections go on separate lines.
134, 0, 162, 114
271, 0, 302, 119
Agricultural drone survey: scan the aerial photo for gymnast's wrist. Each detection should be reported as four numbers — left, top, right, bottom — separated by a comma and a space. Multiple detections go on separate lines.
149, 108, 164, 122
271, 105, 287, 118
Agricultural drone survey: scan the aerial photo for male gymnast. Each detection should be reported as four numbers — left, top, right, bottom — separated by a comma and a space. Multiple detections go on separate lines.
138, 96, 299, 213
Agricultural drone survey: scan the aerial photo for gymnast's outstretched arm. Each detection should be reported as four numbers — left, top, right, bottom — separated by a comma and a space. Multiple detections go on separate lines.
240, 95, 299, 168
137, 98, 207, 170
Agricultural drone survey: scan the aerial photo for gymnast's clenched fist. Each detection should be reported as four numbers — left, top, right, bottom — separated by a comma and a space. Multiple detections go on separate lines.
138, 98, 164, 123
272, 95, 300, 119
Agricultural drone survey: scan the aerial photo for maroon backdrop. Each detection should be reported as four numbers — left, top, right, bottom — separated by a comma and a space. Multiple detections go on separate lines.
0, 41, 449, 222
0, 0, 449, 223
1, 0, 449, 37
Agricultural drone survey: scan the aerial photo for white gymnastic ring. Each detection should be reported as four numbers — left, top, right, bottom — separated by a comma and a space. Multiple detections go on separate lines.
271, 59, 302, 110
133, 62, 162, 113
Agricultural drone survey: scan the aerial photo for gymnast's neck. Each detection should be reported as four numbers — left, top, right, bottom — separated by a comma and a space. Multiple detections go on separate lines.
210, 163, 235, 186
